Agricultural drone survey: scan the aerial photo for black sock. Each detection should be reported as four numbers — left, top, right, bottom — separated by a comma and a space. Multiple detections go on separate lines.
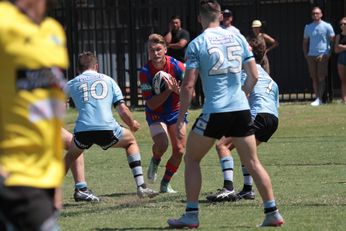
264, 206, 278, 214
223, 180, 234, 191
243, 184, 252, 192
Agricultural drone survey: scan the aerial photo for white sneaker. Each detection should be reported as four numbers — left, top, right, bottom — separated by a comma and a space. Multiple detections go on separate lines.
137, 186, 159, 198
310, 98, 321, 106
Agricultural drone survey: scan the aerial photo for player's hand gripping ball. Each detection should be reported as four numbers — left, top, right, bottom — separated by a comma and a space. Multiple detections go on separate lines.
152, 71, 171, 95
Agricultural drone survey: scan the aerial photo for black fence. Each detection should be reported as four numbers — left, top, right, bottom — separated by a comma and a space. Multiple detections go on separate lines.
52, 0, 345, 107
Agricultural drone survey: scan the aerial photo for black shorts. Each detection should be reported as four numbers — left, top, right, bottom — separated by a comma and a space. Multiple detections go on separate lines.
0, 185, 58, 231
74, 130, 120, 150
253, 113, 279, 142
192, 110, 255, 139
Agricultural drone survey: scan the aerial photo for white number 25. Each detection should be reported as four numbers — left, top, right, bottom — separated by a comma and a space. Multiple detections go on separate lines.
208, 45, 242, 75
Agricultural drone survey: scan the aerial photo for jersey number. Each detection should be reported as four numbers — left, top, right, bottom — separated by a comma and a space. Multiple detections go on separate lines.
79, 80, 108, 102
208, 46, 242, 75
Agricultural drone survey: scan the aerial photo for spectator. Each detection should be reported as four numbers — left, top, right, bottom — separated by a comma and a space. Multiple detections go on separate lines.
164, 15, 190, 62
249, 19, 279, 74
221, 9, 240, 34
303, 6, 335, 106
334, 17, 346, 103
0, 0, 67, 230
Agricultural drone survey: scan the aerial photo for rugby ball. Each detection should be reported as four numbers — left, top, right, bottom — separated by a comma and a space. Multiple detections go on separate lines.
152, 71, 170, 95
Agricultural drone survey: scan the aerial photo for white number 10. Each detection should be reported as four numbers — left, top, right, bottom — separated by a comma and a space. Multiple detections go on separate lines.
79, 80, 108, 102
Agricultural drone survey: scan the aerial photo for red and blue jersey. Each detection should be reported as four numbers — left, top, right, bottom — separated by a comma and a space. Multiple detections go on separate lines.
139, 56, 185, 119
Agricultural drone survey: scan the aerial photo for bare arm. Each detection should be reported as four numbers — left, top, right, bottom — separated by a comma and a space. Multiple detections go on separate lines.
334, 35, 346, 53
176, 68, 198, 139
303, 38, 309, 58
263, 33, 278, 53
116, 102, 140, 132
242, 60, 258, 97
167, 39, 188, 50
164, 31, 172, 44
146, 75, 180, 110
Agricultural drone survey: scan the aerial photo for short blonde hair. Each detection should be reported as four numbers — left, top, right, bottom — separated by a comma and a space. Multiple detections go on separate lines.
148, 34, 166, 47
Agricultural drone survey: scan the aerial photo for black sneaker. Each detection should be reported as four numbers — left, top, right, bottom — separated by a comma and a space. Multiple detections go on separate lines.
206, 188, 239, 202
74, 188, 100, 202
237, 190, 255, 200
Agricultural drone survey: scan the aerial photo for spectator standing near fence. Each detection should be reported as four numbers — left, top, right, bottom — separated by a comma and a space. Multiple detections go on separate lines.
249, 19, 278, 74
334, 17, 346, 103
164, 15, 190, 62
303, 6, 335, 106
221, 9, 240, 35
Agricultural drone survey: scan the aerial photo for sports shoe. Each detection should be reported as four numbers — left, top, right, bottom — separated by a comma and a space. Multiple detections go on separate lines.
167, 211, 199, 229
160, 182, 177, 193
237, 190, 255, 200
206, 188, 239, 202
258, 210, 285, 227
137, 186, 159, 198
147, 158, 159, 183
311, 98, 321, 106
74, 188, 100, 202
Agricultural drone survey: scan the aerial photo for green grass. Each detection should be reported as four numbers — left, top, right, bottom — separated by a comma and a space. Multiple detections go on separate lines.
60, 103, 346, 230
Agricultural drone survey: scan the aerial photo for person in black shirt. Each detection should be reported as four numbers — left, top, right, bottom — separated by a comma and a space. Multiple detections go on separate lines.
164, 15, 190, 62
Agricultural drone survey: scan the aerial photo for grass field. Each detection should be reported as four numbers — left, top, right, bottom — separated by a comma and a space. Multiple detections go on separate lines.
60, 103, 346, 231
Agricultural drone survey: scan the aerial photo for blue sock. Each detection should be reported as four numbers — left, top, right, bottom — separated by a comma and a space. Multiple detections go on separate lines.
186, 201, 199, 212
75, 182, 87, 190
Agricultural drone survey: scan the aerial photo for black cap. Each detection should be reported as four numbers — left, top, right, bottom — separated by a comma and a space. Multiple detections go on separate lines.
223, 9, 233, 16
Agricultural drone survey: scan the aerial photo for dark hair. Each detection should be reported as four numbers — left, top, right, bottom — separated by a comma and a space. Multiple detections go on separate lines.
199, 0, 221, 21
78, 52, 97, 72
248, 38, 266, 64
170, 15, 181, 21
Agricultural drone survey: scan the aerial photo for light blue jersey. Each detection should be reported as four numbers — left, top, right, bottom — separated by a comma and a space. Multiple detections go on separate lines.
65, 70, 124, 132
185, 27, 254, 113
303, 20, 335, 56
241, 65, 279, 119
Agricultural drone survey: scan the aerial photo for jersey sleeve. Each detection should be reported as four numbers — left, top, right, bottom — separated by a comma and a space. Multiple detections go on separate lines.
64, 80, 72, 96
181, 29, 190, 42
185, 40, 200, 70
327, 23, 335, 37
139, 67, 154, 100
174, 60, 186, 83
110, 78, 124, 103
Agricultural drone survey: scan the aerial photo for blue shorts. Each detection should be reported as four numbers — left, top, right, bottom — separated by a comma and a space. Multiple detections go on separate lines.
146, 111, 188, 126
337, 52, 346, 65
